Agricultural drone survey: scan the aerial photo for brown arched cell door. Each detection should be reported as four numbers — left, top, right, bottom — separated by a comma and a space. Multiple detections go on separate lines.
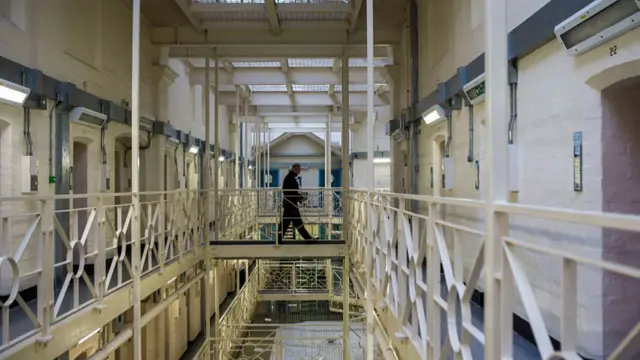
601, 76, 640, 358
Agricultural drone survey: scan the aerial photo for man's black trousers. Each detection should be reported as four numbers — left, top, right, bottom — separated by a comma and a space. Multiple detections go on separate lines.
277, 206, 313, 241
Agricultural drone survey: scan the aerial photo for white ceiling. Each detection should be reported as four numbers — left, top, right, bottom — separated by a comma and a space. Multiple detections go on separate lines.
154, 0, 402, 119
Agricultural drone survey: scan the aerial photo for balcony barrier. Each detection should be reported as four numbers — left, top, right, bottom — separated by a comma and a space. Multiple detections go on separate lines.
216, 188, 343, 242
346, 190, 640, 359
0, 189, 212, 354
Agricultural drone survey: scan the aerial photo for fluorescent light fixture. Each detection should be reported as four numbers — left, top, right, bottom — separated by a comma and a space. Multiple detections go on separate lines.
188, 145, 199, 155
0, 78, 30, 106
77, 328, 100, 345
218, 155, 225, 162
422, 104, 446, 125
69, 107, 108, 128
373, 158, 391, 163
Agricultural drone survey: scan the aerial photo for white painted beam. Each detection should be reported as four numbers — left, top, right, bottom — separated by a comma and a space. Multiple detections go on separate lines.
202, 20, 350, 30
349, 0, 364, 31
189, 68, 386, 86
167, 44, 392, 60
152, 26, 400, 47
173, 0, 201, 30
217, 92, 387, 107
264, 0, 281, 34
190, 3, 350, 13
210, 243, 346, 259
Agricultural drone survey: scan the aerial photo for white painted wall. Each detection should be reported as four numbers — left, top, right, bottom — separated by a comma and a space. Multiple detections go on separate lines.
412, 0, 640, 357
0, 1, 236, 342
351, 106, 391, 152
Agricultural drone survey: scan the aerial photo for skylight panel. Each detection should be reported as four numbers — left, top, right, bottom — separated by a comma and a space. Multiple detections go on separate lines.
288, 58, 334, 68
292, 84, 330, 92
232, 61, 281, 68
248, 85, 288, 92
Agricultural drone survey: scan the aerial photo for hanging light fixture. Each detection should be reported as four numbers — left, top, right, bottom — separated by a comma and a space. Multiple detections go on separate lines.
0, 78, 30, 106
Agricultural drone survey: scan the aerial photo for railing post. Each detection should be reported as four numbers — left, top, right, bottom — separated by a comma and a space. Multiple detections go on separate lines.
95, 196, 106, 310
484, 0, 510, 357
159, 193, 166, 272
342, 251, 351, 360
177, 192, 184, 261
38, 199, 55, 344
426, 202, 440, 358
326, 259, 334, 296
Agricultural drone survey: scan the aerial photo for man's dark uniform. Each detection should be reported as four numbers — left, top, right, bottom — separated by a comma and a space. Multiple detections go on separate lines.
278, 170, 313, 241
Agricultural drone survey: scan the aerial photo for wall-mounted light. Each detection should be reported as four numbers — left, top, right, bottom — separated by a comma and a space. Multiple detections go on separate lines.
218, 155, 225, 162
248, 164, 254, 169
0, 78, 30, 106
188, 145, 199, 155
373, 158, 391, 163
69, 107, 108, 128
422, 104, 446, 125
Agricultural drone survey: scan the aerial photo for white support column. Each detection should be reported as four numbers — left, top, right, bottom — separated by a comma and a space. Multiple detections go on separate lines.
235, 88, 240, 189
365, 0, 375, 358
254, 115, 259, 189
244, 99, 250, 188
267, 128, 271, 187
341, 43, 351, 360
325, 114, 331, 220
130, 1, 142, 359
484, 0, 510, 358
202, 33, 212, 355
213, 48, 221, 359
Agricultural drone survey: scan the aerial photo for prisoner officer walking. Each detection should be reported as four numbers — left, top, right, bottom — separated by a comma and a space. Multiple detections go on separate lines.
278, 163, 314, 242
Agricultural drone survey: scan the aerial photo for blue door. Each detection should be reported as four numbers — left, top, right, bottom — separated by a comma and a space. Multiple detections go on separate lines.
260, 169, 280, 187
319, 168, 342, 188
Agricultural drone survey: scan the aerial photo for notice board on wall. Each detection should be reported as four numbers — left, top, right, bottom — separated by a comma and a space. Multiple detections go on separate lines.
573, 131, 583, 192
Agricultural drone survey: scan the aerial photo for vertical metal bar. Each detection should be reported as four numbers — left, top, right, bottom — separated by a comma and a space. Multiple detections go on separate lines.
341, 40, 351, 360
365, 0, 375, 358
325, 114, 331, 224
213, 47, 221, 359
244, 99, 249, 188
267, 128, 271, 187
130, 0, 142, 358
484, 0, 509, 357
235, 88, 241, 190
202, 39, 212, 354
343, 251, 350, 360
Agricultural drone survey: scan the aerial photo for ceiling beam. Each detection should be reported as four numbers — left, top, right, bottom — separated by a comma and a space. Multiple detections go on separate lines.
189, 67, 386, 86
173, 0, 201, 30
281, 59, 296, 109
217, 92, 388, 107
264, 0, 282, 34
166, 44, 392, 59
190, 3, 350, 13
229, 105, 373, 116
349, 0, 364, 31
202, 20, 349, 30
152, 26, 400, 47
328, 84, 339, 106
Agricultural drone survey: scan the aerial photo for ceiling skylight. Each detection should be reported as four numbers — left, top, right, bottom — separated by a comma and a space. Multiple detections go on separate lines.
275, 0, 347, 3
292, 84, 330, 92
288, 58, 334, 68
248, 85, 288, 92
194, 0, 265, 3
232, 61, 281, 68
348, 58, 392, 67
335, 84, 386, 92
